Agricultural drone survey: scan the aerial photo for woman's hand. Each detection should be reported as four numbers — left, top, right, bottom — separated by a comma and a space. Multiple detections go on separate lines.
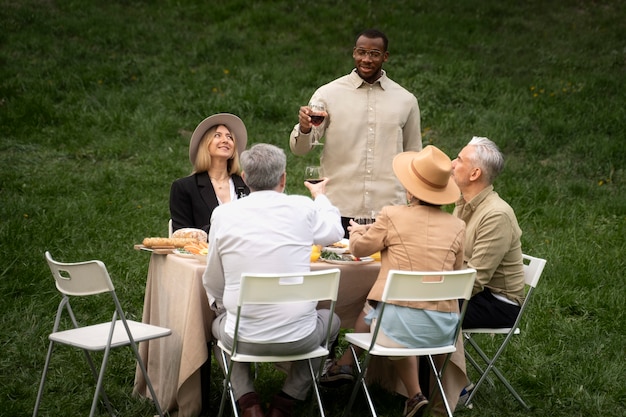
348, 219, 370, 234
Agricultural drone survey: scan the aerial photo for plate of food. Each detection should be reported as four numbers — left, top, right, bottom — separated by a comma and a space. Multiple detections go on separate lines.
324, 239, 349, 254
173, 248, 206, 263
320, 251, 374, 265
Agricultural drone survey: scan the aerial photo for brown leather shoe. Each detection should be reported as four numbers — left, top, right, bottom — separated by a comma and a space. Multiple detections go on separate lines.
242, 404, 264, 417
265, 394, 295, 417
239, 392, 264, 417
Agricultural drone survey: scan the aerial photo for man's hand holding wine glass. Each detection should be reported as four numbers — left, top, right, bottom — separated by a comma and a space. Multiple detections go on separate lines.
298, 101, 328, 143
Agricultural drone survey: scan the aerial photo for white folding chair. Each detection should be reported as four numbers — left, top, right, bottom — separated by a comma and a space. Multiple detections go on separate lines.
216, 268, 342, 417
462, 254, 547, 409
342, 268, 477, 417
33, 251, 172, 417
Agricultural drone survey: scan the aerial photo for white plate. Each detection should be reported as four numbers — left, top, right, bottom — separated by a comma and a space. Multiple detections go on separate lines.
322, 256, 374, 265
323, 239, 349, 254
173, 249, 206, 263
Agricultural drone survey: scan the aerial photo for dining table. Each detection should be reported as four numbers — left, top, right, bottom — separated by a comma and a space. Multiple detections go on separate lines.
133, 251, 380, 417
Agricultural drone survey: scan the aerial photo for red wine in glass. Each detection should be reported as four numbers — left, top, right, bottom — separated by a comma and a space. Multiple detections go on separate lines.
305, 166, 322, 184
308, 101, 327, 128
310, 114, 325, 126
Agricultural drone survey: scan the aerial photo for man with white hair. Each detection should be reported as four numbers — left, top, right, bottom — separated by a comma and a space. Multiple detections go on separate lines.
204, 143, 344, 417
451, 137, 525, 329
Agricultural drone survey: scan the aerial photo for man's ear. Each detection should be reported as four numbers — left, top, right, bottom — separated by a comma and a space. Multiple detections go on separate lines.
469, 167, 482, 182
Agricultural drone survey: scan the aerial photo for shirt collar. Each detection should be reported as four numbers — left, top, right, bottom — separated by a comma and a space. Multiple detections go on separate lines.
461, 184, 495, 212
348, 68, 389, 89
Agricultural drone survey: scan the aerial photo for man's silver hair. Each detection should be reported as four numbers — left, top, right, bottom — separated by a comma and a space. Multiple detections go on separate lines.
240, 143, 286, 191
468, 136, 504, 184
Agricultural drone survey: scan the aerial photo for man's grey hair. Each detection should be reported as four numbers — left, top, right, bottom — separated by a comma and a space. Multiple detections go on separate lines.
468, 136, 504, 184
240, 143, 286, 191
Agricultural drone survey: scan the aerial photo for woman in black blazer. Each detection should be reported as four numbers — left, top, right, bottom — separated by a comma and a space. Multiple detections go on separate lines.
170, 113, 250, 235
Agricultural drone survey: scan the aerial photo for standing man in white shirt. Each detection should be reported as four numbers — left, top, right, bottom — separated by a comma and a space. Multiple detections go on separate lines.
203, 143, 344, 417
290, 28, 422, 237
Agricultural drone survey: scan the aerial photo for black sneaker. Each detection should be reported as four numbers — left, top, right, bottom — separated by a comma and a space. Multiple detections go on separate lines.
319, 362, 354, 387
404, 392, 428, 417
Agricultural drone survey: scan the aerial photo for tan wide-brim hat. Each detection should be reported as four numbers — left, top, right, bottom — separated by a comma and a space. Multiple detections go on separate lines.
188, 113, 247, 165
392, 145, 460, 205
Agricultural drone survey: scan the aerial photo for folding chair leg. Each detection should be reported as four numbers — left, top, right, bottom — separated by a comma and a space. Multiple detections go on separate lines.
90, 344, 115, 417
464, 350, 495, 388
464, 335, 529, 409
466, 360, 529, 409
343, 347, 376, 417
426, 355, 454, 417
33, 342, 116, 417
33, 341, 55, 417
217, 349, 239, 417
130, 340, 166, 417
307, 358, 326, 417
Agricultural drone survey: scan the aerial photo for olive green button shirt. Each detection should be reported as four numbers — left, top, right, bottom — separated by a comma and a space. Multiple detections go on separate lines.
289, 69, 422, 218
453, 185, 526, 305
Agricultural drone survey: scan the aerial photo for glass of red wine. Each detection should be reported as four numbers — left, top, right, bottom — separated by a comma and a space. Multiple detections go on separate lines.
308, 101, 327, 145
304, 166, 323, 184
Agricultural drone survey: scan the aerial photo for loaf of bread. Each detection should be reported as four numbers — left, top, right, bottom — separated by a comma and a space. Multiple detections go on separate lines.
172, 228, 208, 242
142, 237, 198, 248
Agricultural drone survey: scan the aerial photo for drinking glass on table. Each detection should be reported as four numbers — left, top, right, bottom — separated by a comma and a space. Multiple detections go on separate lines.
354, 211, 377, 225
304, 166, 323, 184
308, 101, 327, 146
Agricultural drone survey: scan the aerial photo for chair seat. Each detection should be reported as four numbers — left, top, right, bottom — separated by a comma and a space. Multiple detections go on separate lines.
463, 327, 520, 335
344, 333, 456, 357
217, 340, 329, 363
49, 320, 171, 351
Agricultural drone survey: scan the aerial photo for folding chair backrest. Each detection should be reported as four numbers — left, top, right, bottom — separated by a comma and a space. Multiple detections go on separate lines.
238, 268, 341, 306
522, 253, 546, 289
45, 251, 114, 297
382, 268, 477, 304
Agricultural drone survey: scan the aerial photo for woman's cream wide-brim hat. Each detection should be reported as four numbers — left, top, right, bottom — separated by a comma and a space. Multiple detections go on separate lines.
188, 113, 247, 165
392, 145, 460, 205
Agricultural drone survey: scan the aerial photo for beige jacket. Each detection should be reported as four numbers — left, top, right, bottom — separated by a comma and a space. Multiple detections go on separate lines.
349, 204, 465, 313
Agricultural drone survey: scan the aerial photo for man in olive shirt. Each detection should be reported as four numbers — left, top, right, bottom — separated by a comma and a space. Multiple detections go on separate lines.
451, 136, 525, 328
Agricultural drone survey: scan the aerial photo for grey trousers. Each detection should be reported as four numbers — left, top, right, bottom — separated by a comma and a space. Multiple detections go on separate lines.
213, 309, 340, 401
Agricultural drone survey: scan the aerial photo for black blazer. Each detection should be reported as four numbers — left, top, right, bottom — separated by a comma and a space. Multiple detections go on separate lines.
169, 172, 249, 234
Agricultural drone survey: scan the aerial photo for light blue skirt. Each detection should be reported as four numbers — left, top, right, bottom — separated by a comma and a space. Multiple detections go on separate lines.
364, 303, 459, 348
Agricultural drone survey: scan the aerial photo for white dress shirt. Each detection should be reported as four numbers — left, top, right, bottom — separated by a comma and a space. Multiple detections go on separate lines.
203, 190, 343, 343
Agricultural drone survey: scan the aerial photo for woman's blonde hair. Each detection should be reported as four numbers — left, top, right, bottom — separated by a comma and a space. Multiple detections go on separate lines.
192, 124, 242, 174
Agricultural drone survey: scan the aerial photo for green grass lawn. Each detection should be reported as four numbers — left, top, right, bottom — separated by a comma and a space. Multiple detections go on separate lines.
1, 0, 624, 416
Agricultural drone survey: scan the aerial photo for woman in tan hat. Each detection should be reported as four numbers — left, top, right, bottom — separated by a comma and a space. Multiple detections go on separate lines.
170, 113, 250, 235
320, 145, 467, 417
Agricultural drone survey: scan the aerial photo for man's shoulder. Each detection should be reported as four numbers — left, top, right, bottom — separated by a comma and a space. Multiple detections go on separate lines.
475, 191, 519, 224
318, 72, 355, 90
381, 74, 416, 96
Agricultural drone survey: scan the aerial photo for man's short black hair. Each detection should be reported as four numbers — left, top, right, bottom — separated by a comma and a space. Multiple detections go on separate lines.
356, 28, 389, 51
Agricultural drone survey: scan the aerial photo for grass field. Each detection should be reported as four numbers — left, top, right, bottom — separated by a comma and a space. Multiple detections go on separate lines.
1, 0, 625, 416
